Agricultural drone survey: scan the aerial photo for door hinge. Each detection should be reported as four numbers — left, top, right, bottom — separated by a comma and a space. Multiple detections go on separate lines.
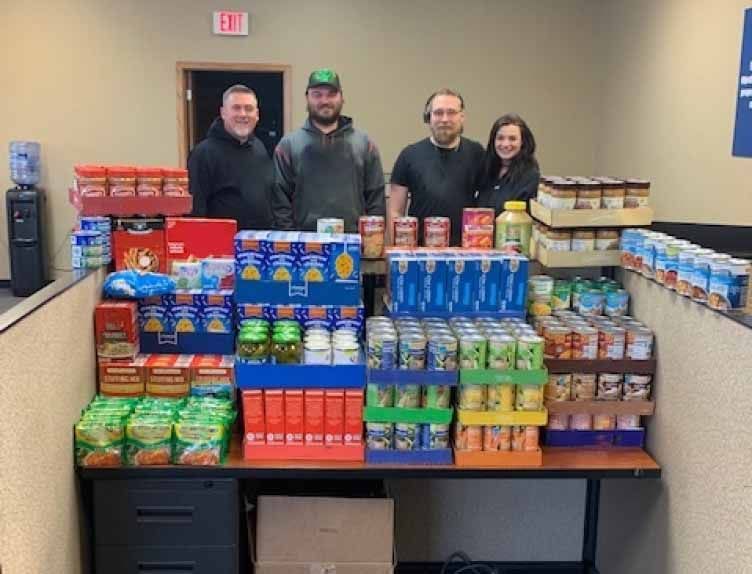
186, 89, 192, 102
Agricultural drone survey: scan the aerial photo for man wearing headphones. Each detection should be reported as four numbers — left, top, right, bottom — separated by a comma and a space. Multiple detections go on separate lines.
388, 89, 484, 246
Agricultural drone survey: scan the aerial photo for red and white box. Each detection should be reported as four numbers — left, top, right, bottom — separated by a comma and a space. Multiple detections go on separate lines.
264, 390, 285, 445
304, 390, 325, 446
242, 390, 265, 444
145, 354, 193, 397
324, 389, 345, 446
284, 390, 305, 445
344, 389, 364, 446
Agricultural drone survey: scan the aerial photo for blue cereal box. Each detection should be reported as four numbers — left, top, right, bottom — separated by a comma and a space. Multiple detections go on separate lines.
477, 253, 503, 312
418, 251, 449, 313
266, 231, 297, 282
499, 256, 529, 313
389, 253, 420, 313
172, 291, 202, 333
328, 233, 361, 282
264, 304, 299, 324
295, 305, 332, 331
235, 303, 265, 327
448, 254, 477, 314
201, 258, 235, 291
235, 231, 268, 282
200, 291, 234, 334
138, 295, 171, 333
332, 305, 365, 333
293, 233, 329, 284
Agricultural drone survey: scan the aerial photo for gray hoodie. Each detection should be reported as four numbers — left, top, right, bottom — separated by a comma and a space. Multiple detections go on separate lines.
271, 116, 385, 232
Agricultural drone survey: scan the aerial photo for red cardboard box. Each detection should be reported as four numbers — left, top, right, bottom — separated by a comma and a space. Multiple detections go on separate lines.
95, 301, 139, 359
190, 354, 234, 395
264, 390, 285, 445
165, 217, 237, 264
344, 389, 364, 445
145, 354, 193, 397
112, 218, 166, 273
325, 389, 345, 445
98, 354, 148, 396
304, 390, 325, 445
242, 390, 265, 444
285, 390, 305, 445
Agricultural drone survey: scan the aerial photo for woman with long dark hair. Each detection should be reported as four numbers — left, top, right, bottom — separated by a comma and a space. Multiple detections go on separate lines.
475, 113, 540, 216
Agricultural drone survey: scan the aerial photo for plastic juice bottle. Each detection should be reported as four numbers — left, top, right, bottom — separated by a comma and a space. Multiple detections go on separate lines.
495, 201, 533, 256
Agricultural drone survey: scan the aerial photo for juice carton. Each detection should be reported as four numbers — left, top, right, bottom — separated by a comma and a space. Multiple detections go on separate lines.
344, 389, 364, 446
284, 390, 305, 445
264, 390, 285, 445
325, 389, 345, 445
242, 390, 265, 444
304, 390, 325, 445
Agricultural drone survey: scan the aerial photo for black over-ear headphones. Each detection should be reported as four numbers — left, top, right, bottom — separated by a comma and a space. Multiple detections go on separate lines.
423, 90, 465, 124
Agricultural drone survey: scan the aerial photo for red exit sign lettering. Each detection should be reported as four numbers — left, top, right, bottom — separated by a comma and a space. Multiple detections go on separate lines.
212, 11, 249, 36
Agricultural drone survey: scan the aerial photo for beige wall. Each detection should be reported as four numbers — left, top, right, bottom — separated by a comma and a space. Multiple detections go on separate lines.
0, 0, 601, 279
595, 0, 752, 224
0, 271, 102, 574
598, 272, 752, 574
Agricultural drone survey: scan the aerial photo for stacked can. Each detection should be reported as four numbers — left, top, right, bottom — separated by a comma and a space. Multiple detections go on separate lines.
449, 316, 544, 453
78, 216, 112, 265
71, 229, 103, 269
365, 316, 454, 452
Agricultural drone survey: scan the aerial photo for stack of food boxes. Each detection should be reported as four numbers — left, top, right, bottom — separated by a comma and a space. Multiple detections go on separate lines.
234, 230, 367, 461
387, 248, 528, 316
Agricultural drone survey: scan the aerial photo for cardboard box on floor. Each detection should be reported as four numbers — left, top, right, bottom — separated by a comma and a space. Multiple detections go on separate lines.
254, 496, 395, 574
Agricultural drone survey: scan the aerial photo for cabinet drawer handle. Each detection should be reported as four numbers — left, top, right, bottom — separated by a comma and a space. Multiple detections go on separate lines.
135, 506, 194, 524
137, 561, 195, 573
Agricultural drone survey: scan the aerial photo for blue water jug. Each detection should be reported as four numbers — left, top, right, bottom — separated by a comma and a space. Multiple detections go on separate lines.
9, 141, 41, 186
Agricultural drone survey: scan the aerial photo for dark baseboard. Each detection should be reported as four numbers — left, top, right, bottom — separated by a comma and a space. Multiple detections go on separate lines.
396, 562, 591, 574
651, 221, 752, 259
0, 279, 10, 288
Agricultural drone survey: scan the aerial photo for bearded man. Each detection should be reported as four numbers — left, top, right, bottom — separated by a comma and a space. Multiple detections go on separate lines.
271, 68, 385, 232
388, 89, 484, 246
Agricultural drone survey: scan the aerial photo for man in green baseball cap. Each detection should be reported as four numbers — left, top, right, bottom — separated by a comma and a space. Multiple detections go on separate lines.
271, 68, 385, 232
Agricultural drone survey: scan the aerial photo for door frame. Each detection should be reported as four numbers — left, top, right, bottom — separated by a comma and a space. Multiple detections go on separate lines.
176, 61, 293, 167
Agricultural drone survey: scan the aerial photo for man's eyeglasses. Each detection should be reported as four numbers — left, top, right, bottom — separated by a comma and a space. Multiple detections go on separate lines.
431, 108, 462, 119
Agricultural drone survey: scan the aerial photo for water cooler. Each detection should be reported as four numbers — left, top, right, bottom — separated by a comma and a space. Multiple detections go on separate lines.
6, 141, 47, 296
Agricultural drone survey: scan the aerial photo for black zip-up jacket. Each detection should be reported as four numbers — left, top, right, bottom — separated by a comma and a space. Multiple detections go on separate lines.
188, 118, 274, 230
271, 116, 385, 232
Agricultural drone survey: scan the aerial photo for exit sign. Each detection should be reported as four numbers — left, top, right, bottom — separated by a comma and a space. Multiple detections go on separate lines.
213, 11, 249, 36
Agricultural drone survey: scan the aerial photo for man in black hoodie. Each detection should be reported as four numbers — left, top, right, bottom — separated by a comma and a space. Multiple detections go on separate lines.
188, 84, 274, 230
271, 69, 385, 232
